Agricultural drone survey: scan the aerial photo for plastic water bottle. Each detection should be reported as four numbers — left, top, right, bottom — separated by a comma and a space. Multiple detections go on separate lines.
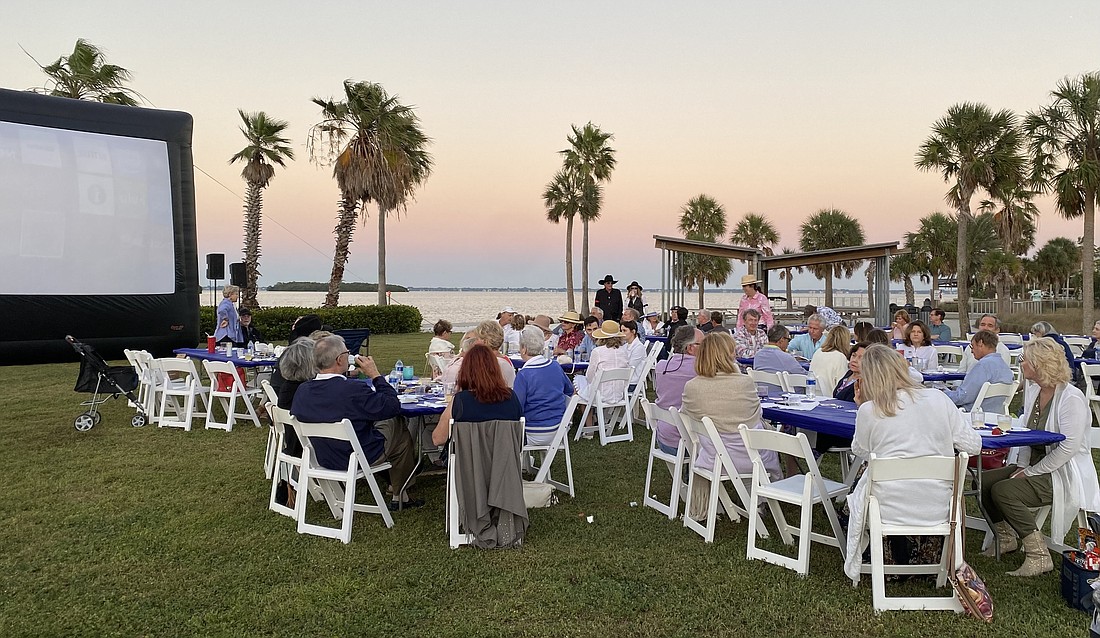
395, 359, 404, 378
806, 371, 818, 398
247, 341, 255, 357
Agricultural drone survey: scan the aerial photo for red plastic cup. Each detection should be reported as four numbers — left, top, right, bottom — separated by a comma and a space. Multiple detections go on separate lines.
207, 336, 216, 353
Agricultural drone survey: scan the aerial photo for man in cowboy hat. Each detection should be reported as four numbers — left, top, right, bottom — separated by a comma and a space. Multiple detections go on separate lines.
594, 274, 623, 322
736, 273, 773, 329
553, 310, 586, 355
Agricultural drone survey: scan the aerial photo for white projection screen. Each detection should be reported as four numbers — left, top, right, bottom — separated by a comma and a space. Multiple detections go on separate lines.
0, 121, 176, 295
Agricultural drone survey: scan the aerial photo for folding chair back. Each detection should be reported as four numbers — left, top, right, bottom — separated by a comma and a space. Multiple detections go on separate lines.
738, 425, 847, 576
524, 395, 580, 497
747, 368, 789, 392
935, 344, 964, 369
640, 399, 690, 520
626, 345, 663, 424
646, 340, 665, 386
446, 417, 526, 549
784, 372, 808, 393
293, 415, 394, 542
998, 333, 1023, 345
155, 357, 209, 431
131, 350, 162, 421
1065, 336, 1090, 357
1080, 363, 1100, 447
202, 359, 262, 431
574, 367, 634, 445
972, 380, 1017, 415
860, 453, 966, 612
260, 380, 280, 478
678, 412, 761, 543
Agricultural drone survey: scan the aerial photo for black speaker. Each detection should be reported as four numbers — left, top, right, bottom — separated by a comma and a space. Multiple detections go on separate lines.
205, 253, 225, 280
229, 262, 246, 287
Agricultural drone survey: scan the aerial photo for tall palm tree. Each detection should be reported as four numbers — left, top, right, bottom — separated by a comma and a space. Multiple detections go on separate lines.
561, 123, 616, 315
865, 260, 877, 317
1034, 237, 1080, 292
543, 168, 595, 311
798, 209, 865, 307
1026, 73, 1100, 332
729, 212, 780, 274
229, 110, 294, 310
777, 246, 802, 311
915, 102, 1025, 332
978, 182, 1040, 314
906, 212, 956, 303
309, 81, 433, 307
979, 249, 1023, 313
678, 195, 730, 308
31, 39, 141, 105
889, 253, 924, 306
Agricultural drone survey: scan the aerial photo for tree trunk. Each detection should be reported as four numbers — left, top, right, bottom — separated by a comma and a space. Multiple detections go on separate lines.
824, 271, 833, 307
904, 277, 915, 306
377, 207, 388, 306
785, 270, 793, 310
866, 265, 876, 318
956, 211, 971, 334
324, 197, 359, 308
580, 219, 590, 315
995, 276, 1009, 316
565, 215, 575, 311
698, 284, 705, 309
241, 181, 263, 310
931, 270, 940, 306
1083, 191, 1096, 334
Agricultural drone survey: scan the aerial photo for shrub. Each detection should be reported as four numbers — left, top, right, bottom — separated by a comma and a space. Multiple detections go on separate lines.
198, 304, 422, 342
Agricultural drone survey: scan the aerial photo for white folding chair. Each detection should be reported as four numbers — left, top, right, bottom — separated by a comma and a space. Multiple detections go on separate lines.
998, 333, 1024, 346
972, 380, 1018, 415
523, 396, 579, 497
1065, 336, 1090, 357
1081, 364, 1100, 448
294, 417, 394, 542
131, 350, 163, 423
154, 357, 209, 431
574, 368, 633, 445
640, 399, 691, 520
426, 352, 449, 379
202, 359, 262, 431
934, 344, 964, 370
784, 372, 808, 394
738, 425, 847, 576
747, 368, 790, 393
446, 418, 525, 549
644, 340, 665, 387
267, 405, 302, 519
626, 344, 663, 426
260, 380, 280, 478
679, 413, 766, 543
855, 454, 967, 612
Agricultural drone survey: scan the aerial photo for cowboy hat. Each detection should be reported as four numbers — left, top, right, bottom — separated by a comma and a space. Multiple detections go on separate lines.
739, 274, 762, 287
592, 320, 622, 339
531, 315, 553, 333
627, 281, 642, 290
598, 274, 617, 285
557, 311, 584, 324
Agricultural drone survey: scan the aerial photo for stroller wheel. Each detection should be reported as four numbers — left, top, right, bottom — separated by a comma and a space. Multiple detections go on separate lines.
74, 412, 96, 432
90, 411, 102, 425
131, 414, 147, 428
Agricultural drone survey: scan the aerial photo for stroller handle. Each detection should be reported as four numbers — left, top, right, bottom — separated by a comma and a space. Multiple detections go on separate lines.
65, 335, 76, 344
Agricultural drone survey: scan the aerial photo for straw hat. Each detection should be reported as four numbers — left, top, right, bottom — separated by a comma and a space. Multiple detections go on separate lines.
531, 315, 553, 333
558, 310, 584, 324
740, 274, 762, 287
592, 320, 622, 339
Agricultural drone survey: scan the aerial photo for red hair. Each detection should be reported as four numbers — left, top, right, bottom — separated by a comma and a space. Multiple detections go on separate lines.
456, 345, 511, 403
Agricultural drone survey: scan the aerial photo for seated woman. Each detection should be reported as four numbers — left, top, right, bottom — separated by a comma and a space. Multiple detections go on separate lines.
1030, 320, 1078, 376
843, 344, 981, 582
853, 321, 874, 343
980, 337, 1100, 576
641, 311, 666, 337
681, 331, 781, 519
476, 320, 517, 387
429, 319, 456, 358
833, 342, 867, 402
505, 314, 526, 355
620, 320, 646, 390
898, 320, 937, 371
809, 324, 851, 398
553, 311, 586, 356
574, 321, 630, 421
270, 337, 316, 507
890, 309, 911, 341
732, 308, 769, 358
1082, 320, 1100, 359
432, 344, 523, 446
513, 326, 573, 445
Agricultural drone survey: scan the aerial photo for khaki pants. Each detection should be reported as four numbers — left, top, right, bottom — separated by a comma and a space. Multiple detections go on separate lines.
980, 464, 1053, 537
373, 418, 417, 500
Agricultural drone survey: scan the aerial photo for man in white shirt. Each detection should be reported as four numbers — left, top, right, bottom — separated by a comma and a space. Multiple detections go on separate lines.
787, 313, 826, 360
957, 313, 1011, 372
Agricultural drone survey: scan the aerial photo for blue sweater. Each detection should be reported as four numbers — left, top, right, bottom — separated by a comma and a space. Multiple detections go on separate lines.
291, 375, 401, 470
513, 356, 574, 434
945, 352, 1014, 412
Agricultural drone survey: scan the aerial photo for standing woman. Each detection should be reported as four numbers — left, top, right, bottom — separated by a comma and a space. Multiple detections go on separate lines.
736, 274, 773, 329
980, 337, 1100, 576
625, 281, 646, 317
214, 285, 242, 344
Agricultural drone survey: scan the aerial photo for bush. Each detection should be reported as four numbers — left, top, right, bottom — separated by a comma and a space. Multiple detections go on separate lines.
198, 304, 422, 342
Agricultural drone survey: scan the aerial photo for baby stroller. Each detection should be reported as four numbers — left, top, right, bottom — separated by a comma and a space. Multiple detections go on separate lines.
66, 335, 148, 431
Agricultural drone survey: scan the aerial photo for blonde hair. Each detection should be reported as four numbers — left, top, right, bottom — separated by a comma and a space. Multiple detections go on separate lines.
476, 320, 504, 350
894, 309, 911, 324
694, 331, 739, 377
596, 335, 623, 348
511, 314, 526, 330
1021, 337, 1071, 387
820, 325, 851, 356
223, 284, 239, 297
860, 344, 920, 418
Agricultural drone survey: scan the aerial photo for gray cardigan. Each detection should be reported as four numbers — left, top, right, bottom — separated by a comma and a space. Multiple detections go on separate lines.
453, 419, 529, 548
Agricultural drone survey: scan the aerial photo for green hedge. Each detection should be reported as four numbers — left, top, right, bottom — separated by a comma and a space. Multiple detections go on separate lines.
198, 304, 422, 342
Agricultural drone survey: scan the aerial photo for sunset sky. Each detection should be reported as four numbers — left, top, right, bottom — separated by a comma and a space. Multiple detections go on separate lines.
5, 1, 1100, 292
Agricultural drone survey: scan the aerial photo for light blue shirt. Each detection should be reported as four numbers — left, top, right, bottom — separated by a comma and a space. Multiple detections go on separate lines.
945, 351, 1015, 412
788, 332, 825, 360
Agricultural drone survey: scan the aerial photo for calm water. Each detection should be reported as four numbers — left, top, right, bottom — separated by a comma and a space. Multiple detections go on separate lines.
256, 290, 918, 331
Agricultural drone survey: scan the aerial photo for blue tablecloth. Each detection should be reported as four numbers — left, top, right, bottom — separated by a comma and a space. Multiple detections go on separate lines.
644, 335, 668, 343
174, 347, 278, 369
397, 393, 448, 417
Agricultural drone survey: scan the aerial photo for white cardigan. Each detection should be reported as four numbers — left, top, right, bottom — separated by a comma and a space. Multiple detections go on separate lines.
1017, 381, 1100, 544
809, 349, 848, 398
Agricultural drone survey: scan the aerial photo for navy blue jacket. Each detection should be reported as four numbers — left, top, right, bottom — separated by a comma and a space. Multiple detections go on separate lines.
291, 376, 401, 469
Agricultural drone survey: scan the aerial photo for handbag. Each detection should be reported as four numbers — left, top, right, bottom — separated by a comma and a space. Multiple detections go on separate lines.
947, 455, 994, 622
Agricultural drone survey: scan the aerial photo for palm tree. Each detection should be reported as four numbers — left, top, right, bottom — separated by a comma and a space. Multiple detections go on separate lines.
777, 246, 802, 311
229, 110, 294, 310
978, 249, 1023, 313
678, 195, 730, 307
915, 103, 1025, 332
31, 39, 141, 105
1034, 237, 1080, 293
729, 212, 780, 274
309, 81, 433, 307
561, 123, 616, 315
543, 168, 596, 311
798, 209, 865, 307
889, 253, 923, 306
978, 181, 1040, 313
1026, 73, 1100, 332
906, 212, 956, 303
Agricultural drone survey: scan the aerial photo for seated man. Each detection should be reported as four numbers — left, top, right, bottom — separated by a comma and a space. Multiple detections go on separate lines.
928, 308, 952, 342
958, 314, 1011, 372
752, 324, 806, 390
696, 309, 715, 333
291, 334, 421, 511
788, 313, 826, 360
235, 308, 265, 346
732, 308, 768, 358
944, 330, 1015, 412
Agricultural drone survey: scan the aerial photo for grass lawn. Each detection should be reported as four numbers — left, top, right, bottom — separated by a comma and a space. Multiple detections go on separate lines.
0, 333, 1091, 636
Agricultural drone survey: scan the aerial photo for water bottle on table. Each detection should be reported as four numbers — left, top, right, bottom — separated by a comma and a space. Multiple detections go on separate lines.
806, 371, 818, 398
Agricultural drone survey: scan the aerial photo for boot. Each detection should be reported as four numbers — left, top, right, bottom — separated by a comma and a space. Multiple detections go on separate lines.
1007, 531, 1053, 577
982, 521, 1019, 557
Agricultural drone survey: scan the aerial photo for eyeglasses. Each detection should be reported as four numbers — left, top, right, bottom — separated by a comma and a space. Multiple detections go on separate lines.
339, 350, 350, 358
